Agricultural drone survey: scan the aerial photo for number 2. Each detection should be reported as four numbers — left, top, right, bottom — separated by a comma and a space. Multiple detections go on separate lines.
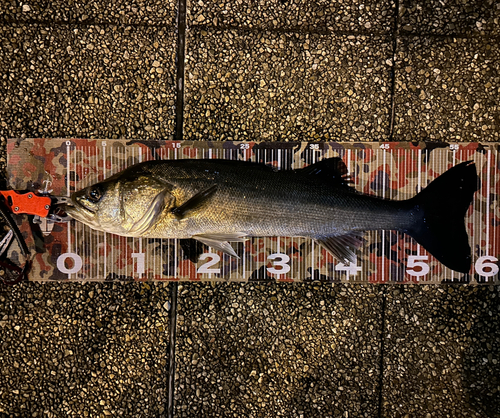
197, 253, 221, 274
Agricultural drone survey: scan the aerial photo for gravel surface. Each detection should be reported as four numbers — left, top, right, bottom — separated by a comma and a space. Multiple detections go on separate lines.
188, 0, 394, 33
184, 29, 392, 142
394, 36, 499, 141
399, 0, 500, 36
0, 282, 171, 417
1, 0, 177, 26
0, 24, 176, 142
175, 282, 383, 417
383, 285, 500, 417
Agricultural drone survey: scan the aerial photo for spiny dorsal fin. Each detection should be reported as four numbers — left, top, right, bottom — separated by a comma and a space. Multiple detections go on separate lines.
301, 157, 354, 189
172, 185, 217, 219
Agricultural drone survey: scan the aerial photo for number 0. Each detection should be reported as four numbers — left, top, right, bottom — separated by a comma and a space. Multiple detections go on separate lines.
57, 253, 82, 274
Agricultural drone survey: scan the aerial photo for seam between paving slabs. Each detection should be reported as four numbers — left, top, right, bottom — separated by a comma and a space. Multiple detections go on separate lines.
168, 282, 179, 418
379, 2, 399, 415
377, 285, 388, 418
168, 0, 186, 416
388, 0, 400, 141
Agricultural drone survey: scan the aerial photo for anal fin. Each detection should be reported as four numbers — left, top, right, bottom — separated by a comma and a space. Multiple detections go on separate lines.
316, 232, 365, 263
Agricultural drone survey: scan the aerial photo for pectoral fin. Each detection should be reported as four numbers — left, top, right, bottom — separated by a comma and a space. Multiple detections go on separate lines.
172, 185, 217, 219
316, 232, 365, 263
193, 233, 247, 259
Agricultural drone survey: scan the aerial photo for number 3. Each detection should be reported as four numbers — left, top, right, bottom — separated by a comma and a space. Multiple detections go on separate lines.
267, 253, 290, 274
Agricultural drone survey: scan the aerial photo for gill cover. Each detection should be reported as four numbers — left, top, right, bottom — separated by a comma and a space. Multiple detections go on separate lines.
116, 175, 175, 236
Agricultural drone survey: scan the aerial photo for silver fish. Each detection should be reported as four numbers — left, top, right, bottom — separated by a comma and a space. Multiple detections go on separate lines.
65, 158, 478, 273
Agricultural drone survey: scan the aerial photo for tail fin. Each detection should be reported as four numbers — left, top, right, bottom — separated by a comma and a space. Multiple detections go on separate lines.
406, 161, 479, 274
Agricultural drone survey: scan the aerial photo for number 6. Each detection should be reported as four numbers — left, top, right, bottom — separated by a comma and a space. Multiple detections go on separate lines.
475, 256, 499, 277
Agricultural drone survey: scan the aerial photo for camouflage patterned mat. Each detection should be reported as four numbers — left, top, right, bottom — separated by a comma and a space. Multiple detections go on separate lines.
6, 139, 500, 284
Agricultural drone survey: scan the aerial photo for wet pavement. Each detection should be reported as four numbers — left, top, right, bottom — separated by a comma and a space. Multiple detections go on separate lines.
1, 0, 500, 417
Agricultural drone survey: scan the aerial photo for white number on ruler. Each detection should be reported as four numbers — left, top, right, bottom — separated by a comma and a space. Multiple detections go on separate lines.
197, 253, 221, 274
475, 256, 499, 277
406, 255, 429, 277
132, 253, 145, 275
335, 262, 361, 276
172, 142, 181, 148
267, 253, 290, 275
57, 253, 82, 274
240, 143, 250, 150
380, 144, 389, 149
449, 144, 459, 150
309, 144, 319, 150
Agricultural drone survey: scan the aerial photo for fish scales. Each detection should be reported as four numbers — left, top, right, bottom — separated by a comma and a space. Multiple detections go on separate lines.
143, 160, 411, 238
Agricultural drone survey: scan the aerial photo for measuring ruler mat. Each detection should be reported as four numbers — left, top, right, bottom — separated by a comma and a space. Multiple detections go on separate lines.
6, 139, 500, 284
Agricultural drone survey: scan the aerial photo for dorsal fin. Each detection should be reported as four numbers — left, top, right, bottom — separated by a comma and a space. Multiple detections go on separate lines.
300, 157, 354, 189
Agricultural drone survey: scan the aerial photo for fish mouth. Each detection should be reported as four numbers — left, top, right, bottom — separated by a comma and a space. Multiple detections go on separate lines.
63, 201, 98, 226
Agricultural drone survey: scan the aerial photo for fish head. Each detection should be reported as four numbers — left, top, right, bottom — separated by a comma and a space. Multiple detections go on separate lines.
66, 172, 175, 236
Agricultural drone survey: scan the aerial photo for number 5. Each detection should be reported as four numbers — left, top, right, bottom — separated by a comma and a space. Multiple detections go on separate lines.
406, 255, 429, 277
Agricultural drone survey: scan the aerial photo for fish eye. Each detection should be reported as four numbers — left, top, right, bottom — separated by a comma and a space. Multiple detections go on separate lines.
87, 186, 103, 203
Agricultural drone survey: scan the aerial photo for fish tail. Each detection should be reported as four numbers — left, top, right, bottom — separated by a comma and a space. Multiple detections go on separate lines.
405, 161, 479, 273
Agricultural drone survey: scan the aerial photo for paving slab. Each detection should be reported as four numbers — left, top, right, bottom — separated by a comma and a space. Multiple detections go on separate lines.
0, 0, 176, 26
184, 29, 393, 142
0, 24, 176, 144
393, 36, 499, 141
0, 282, 171, 417
175, 282, 383, 418
399, 0, 500, 36
382, 285, 500, 417
188, 0, 394, 33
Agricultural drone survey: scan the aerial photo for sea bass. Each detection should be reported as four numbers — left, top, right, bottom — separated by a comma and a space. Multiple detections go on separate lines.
65, 158, 478, 273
